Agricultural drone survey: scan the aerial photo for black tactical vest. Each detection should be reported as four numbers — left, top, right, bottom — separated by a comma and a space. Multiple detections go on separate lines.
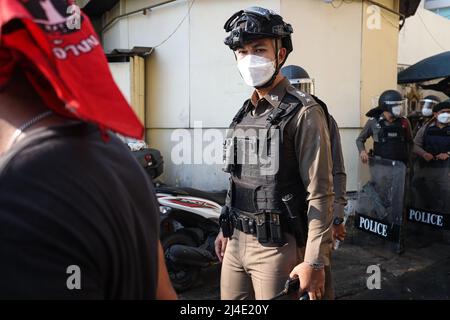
424, 124, 450, 156
224, 93, 313, 218
373, 118, 408, 162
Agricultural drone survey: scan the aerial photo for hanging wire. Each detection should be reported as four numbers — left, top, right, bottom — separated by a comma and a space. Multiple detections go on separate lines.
416, 11, 448, 51
154, 0, 196, 49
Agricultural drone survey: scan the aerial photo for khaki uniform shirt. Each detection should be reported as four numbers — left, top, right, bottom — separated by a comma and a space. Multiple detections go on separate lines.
237, 78, 334, 266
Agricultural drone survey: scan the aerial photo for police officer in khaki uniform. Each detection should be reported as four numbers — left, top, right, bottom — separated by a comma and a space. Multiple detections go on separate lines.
356, 91, 412, 254
413, 100, 450, 162
411, 100, 450, 212
356, 90, 413, 164
281, 65, 347, 300
281, 65, 347, 242
215, 7, 334, 300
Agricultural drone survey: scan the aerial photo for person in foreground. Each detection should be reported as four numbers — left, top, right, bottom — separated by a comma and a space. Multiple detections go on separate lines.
0, 0, 175, 299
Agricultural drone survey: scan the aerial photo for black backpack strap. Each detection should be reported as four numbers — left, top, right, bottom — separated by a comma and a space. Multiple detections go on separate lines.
311, 94, 331, 131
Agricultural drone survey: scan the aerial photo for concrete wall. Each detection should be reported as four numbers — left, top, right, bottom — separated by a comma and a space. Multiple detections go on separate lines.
280, 0, 365, 191
103, 2, 129, 50
109, 62, 131, 103
103, 0, 278, 191
399, 0, 450, 66
360, 0, 400, 124
102, 0, 400, 192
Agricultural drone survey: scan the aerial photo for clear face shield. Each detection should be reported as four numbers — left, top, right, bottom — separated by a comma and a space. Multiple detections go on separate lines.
289, 78, 315, 95
419, 98, 439, 117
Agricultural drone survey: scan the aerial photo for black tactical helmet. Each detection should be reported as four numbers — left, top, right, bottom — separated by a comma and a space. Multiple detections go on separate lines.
378, 90, 404, 111
422, 95, 441, 103
224, 6, 293, 54
433, 99, 450, 113
281, 65, 315, 94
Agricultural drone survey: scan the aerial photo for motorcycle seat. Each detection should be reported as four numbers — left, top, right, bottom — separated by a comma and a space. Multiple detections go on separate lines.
181, 188, 227, 206
156, 186, 226, 206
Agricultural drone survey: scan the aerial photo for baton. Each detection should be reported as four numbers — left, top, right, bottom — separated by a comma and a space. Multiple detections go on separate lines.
270, 277, 310, 300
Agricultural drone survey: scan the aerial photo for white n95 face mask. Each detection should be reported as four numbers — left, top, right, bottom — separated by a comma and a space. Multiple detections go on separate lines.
437, 112, 450, 124
422, 107, 433, 117
391, 106, 402, 117
237, 55, 276, 87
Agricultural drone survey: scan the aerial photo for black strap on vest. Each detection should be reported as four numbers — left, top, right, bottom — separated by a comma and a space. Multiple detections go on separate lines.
265, 102, 299, 128
228, 98, 304, 146
229, 99, 303, 128
229, 99, 251, 129
264, 102, 302, 145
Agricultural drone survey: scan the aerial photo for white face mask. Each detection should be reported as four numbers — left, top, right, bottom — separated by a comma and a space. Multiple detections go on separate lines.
422, 107, 433, 117
391, 106, 402, 117
437, 112, 450, 124
237, 54, 276, 87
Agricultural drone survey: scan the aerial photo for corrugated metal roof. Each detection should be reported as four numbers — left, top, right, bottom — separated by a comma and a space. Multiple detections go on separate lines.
106, 47, 154, 62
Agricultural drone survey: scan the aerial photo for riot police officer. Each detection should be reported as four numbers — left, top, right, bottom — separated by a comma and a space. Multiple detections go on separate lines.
280, 65, 315, 95
356, 90, 413, 164
413, 99, 450, 163
410, 100, 450, 217
215, 7, 334, 300
409, 95, 441, 136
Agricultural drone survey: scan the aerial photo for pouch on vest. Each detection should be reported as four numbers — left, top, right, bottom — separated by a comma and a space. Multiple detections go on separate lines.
255, 213, 269, 243
282, 193, 308, 247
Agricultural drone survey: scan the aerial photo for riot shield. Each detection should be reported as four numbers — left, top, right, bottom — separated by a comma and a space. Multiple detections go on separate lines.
353, 156, 407, 253
407, 158, 450, 239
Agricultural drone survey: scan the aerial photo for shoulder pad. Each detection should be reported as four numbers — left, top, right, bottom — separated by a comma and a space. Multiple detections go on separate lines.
285, 85, 317, 108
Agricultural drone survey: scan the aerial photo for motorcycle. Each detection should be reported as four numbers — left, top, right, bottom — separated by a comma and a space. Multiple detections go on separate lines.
121, 137, 224, 292
157, 185, 224, 292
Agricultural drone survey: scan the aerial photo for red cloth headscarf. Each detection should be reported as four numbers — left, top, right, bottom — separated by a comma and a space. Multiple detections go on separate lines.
0, 0, 143, 139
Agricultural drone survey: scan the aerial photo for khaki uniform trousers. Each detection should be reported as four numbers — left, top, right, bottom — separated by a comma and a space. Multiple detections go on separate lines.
220, 229, 334, 300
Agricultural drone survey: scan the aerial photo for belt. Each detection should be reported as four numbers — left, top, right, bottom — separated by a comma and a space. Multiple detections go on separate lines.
233, 215, 257, 235
232, 213, 291, 235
